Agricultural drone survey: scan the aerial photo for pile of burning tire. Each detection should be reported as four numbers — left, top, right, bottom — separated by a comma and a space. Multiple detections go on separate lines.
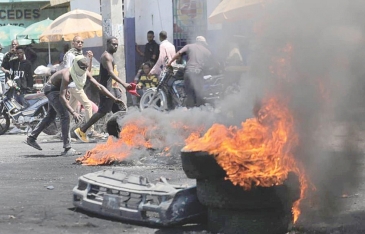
181, 150, 301, 234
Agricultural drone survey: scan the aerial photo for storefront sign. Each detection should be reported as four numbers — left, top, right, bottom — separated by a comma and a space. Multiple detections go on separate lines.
0, 3, 67, 27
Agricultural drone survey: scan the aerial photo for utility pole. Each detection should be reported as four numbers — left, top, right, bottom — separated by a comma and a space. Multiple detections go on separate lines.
100, 0, 127, 103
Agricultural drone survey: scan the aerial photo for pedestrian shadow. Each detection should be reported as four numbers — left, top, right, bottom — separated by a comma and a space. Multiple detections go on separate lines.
154, 224, 208, 233
23, 153, 62, 158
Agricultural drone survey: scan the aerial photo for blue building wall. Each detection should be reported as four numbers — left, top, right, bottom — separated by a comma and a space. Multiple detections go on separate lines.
124, 17, 136, 83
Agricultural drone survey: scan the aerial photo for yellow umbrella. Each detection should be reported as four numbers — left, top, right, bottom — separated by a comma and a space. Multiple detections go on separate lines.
39, 9, 102, 42
209, 0, 267, 24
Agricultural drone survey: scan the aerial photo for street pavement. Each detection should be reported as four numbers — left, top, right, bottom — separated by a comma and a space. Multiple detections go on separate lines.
1, 124, 365, 234
0, 132, 199, 234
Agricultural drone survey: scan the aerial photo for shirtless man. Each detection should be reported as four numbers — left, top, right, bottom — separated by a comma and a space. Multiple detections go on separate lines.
25, 56, 125, 156
74, 36, 131, 143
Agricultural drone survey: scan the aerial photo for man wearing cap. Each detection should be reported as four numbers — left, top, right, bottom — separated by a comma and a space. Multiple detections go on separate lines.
149, 31, 176, 77
0, 43, 5, 94
168, 36, 213, 107
25, 56, 125, 156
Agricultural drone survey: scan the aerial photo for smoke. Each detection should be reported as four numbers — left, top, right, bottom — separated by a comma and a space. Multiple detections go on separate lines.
237, 0, 365, 222
82, 0, 365, 225
114, 106, 225, 163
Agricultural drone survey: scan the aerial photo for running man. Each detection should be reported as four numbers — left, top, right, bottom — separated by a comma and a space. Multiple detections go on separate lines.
74, 36, 132, 143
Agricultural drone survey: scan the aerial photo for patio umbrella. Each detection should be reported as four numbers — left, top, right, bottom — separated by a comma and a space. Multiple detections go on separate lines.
0, 24, 25, 47
17, 18, 54, 45
208, 0, 267, 24
39, 9, 102, 42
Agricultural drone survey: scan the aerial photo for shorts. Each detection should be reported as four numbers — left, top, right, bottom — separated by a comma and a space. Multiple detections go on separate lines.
97, 95, 124, 114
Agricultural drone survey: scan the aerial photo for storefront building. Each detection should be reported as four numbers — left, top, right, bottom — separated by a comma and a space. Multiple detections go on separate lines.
0, 0, 68, 27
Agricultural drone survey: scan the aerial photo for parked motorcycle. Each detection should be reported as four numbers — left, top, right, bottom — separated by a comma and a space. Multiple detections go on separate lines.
139, 65, 234, 111
0, 79, 59, 135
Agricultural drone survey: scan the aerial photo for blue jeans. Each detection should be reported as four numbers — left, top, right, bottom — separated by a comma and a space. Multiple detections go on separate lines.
29, 84, 71, 149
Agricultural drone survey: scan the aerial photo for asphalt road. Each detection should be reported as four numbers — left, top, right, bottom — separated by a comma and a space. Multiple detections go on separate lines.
1, 126, 365, 234
0, 132, 198, 234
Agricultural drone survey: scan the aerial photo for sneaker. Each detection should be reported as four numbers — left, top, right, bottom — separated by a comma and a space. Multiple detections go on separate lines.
74, 128, 89, 143
24, 137, 42, 150
61, 148, 82, 156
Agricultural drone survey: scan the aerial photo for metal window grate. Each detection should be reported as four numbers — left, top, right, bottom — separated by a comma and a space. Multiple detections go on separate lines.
173, 0, 207, 51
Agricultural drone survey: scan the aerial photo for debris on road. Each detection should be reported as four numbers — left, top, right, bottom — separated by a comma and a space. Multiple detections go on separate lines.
73, 169, 206, 226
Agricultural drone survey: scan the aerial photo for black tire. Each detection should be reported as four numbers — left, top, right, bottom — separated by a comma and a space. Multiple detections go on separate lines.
207, 207, 292, 234
106, 111, 127, 138
196, 173, 300, 210
180, 151, 226, 180
0, 111, 10, 135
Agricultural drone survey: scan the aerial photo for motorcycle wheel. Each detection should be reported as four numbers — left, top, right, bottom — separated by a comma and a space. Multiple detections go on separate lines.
139, 88, 168, 111
0, 112, 10, 135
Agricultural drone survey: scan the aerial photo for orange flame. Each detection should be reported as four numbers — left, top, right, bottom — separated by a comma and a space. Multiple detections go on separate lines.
76, 121, 151, 165
76, 119, 204, 165
184, 97, 308, 222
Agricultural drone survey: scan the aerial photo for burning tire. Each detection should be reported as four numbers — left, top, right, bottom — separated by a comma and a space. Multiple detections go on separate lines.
106, 111, 127, 138
196, 172, 300, 210
207, 207, 293, 234
180, 151, 226, 180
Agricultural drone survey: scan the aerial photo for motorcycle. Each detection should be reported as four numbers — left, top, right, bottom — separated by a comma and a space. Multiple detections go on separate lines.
139, 65, 233, 111
0, 79, 59, 135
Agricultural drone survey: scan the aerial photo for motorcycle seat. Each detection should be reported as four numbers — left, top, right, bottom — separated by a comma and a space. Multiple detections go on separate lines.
24, 92, 45, 100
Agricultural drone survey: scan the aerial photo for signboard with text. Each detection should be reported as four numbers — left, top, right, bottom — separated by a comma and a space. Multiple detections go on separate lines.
0, 3, 68, 27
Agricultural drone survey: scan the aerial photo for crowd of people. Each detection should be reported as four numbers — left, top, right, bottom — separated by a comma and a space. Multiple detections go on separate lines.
0, 29, 245, 155
133, 30, 216, 107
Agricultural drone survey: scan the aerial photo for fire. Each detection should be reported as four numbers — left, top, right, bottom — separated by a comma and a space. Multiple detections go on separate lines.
184, 97, 308, 222
76, 118, 204, 165
76, 121, 152, 165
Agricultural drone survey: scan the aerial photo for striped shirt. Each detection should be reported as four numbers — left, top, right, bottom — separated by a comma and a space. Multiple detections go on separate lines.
137, 74, 158, 89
